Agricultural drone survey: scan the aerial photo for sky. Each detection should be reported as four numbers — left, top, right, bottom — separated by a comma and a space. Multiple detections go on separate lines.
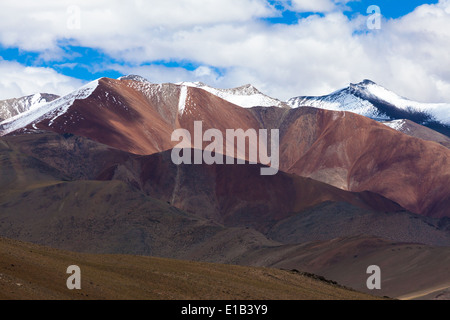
0, 0, 449, 103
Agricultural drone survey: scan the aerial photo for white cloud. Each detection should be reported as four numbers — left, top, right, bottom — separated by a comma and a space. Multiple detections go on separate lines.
111, 64, 224, 86
357, 0, 450, 102
0, 60, 84, 100
1, 0, 450, 103
290, 0, 336, 12
0, 0, 276, 51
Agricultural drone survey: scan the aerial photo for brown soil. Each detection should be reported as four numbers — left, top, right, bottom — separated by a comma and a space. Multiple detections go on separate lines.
0, 237, 380, 300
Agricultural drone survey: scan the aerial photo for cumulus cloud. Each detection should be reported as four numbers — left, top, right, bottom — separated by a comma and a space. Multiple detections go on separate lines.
289, 0, 337, 12
0, 59, 84, 100
0, 0, 276, 51
1, 0, 450, 103
357, 0, 450, 102
273, 0, 352, 13
111, 64, 220, 85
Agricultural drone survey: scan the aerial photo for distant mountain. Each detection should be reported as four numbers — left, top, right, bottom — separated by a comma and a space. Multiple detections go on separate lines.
118, 74, 152, 83
287, 80, 450, 137
0, 81, 98, 136
0, 93, 59, 122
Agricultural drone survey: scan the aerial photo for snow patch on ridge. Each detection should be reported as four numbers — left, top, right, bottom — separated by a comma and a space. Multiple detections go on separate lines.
178, 86, 188, 113
383, 119, 408, 132
29, 94, 44, 110
0, 79, 99, 136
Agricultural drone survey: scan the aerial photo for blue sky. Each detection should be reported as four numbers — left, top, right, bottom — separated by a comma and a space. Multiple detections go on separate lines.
265, 0, 439, 23
0, 0, 448, 103
345, 0, 438, 18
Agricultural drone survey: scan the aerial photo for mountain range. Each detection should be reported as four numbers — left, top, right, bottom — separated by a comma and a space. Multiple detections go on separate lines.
0, 75, 449, 299
2, 78, 449, 139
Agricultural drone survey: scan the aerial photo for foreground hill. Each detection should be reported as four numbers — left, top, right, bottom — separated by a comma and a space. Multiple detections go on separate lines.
0, 237, 379, 300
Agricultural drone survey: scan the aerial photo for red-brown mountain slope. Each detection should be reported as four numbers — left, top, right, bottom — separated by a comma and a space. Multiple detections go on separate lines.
1, 77, 448, 218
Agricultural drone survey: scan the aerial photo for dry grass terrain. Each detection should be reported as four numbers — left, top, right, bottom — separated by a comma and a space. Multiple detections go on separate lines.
0, 237, 380, 300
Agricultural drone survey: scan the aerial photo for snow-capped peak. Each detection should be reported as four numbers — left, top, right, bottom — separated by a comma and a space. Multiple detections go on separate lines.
176, 81, 207, 88
288, 80, 450, 127
176, 82, 285, 108
0, 79, 99, 136
351, 79, 377, 88
118, 74, 151, 83
363, 82, 450, 126
0, 93, 59, 121
287, 82, 385, 120
228, 84, 261, 96
382, 119, 408, 132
